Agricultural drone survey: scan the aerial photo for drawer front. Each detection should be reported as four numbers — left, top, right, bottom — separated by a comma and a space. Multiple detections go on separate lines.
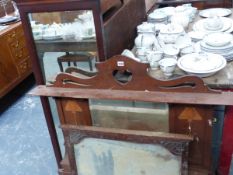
18, 58, 31, 75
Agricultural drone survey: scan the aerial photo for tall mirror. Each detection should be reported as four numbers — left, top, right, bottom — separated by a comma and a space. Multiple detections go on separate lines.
15, 0, 105, 165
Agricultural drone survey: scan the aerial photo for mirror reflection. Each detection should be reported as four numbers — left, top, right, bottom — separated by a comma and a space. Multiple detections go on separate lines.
28, 10, 98, 84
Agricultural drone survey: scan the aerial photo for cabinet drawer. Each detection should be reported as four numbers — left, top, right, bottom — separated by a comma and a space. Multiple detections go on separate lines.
12, 47, 29, 63
18, 58, 31, 75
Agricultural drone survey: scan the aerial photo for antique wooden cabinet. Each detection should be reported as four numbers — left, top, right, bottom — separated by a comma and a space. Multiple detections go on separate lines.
0, 22, 31, 98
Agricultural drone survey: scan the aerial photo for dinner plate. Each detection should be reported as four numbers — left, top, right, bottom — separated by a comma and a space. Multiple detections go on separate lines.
200, 40, 233, 51
204, 33, 233, 47
177, 53, 226, 77
193, 17, 232, 33
195, 41, 233, 61
187, 31, 206, 42
199, 8, 232, 18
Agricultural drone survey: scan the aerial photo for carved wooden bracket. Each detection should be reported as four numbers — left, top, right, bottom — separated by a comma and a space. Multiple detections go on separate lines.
52, 55, 218, 93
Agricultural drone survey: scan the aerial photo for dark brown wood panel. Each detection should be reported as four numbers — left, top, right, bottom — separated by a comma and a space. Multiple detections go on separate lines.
169, 104, 214, 173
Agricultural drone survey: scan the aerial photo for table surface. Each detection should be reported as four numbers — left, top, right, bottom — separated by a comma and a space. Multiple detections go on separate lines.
149, 8, 233, 89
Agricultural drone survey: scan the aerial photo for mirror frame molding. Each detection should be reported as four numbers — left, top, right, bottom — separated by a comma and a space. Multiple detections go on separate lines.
15, 0, 106, 166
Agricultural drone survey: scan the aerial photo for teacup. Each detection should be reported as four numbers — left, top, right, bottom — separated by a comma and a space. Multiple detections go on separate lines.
146, 50, 163, 62
136, 47, 151, 62
159, 58, 177, 77
147, 51, 163, 70
163, 44, 180, 57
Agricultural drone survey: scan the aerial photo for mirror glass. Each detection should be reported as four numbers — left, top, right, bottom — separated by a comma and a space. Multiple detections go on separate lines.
74, 138, 181, 175
28, 10, 98, 156
28, 10, 98, 83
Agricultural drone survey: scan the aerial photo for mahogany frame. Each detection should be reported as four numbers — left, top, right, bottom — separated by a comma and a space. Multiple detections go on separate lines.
15, 0, 106, 166
61, 125, 193, 175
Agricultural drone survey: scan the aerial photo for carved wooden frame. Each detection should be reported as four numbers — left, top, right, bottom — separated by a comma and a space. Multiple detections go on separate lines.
30, 55, 233, 105
61, 125, 193, 175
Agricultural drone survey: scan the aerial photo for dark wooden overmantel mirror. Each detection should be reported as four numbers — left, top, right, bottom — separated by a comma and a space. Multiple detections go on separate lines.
15, 0, 106, 166
29, 55, 233, 174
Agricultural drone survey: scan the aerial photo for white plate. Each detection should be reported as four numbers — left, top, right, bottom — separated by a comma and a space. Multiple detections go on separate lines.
200, 40, 233, 51
193, 17, 232, 33
204, 32, 233, 47
175, 34, 192, 49
177, 53, 226, 77
195, 41, 233, 61
199, 8, 232, 18
187, 31, 206, 42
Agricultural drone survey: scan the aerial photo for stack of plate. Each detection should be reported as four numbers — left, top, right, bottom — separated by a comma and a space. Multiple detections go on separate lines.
193, 17, 233, 33
195, 32, 233, 61
148, 10, 168, 24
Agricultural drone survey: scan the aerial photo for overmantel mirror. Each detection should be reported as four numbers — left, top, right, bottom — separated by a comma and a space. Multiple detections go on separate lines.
15, 0, 106, 166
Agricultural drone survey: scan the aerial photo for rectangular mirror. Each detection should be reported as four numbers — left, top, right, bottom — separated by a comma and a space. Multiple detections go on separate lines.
15, 0, 105, 165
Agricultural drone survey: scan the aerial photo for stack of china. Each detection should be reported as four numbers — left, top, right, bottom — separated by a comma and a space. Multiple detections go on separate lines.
193, 16, 233, 33
158, 23, 184, 44
42, 23, 63, 40
195, 32, 233, 61
148, 10, 168, 24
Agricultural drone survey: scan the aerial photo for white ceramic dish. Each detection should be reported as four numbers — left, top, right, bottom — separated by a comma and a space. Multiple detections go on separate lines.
200, 40, 233, 51
163, 44, 180, 57
121, 49, 140, 62
204, 32, 233, 47
187, 31, 206, 42
177, 52, 226, 77
199, 8, 232, 18
175, 34, 192, 49
159, 58, 177, 77
193, 17, 232, 33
